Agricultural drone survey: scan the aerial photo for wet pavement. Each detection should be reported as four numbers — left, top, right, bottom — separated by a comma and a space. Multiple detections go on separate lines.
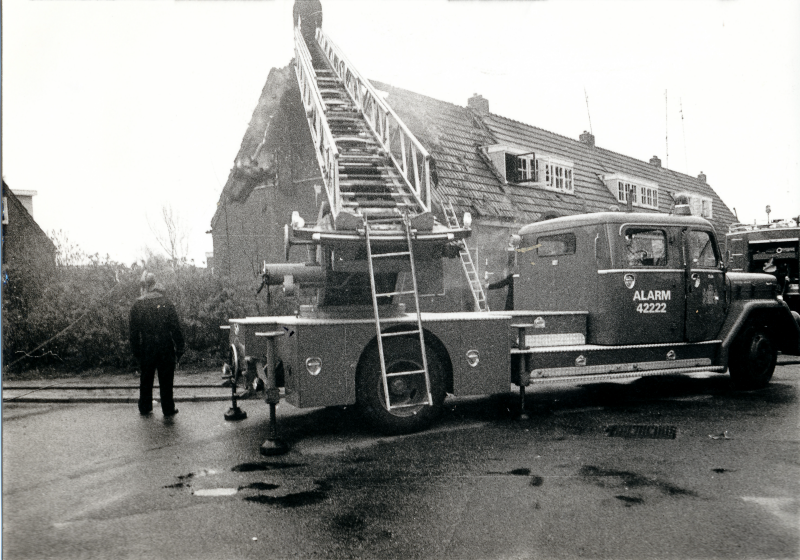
3, 360, 799, 559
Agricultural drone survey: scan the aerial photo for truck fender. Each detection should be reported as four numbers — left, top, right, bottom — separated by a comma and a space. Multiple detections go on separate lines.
356, 327, 454, 394
718, 300, 800, 363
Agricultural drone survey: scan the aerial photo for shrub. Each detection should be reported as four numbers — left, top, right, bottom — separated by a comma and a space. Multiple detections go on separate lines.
2, 249, 272, 373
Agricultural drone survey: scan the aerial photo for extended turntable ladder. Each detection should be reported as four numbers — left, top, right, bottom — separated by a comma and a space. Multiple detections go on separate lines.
293, 22, 434, 222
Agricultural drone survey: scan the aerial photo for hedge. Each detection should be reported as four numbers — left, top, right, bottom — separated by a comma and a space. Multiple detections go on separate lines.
2, 252, 275, 373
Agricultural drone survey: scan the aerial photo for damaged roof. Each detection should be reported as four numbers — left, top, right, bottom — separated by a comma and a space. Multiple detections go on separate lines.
213, 62, 736, 234
374, 81, 737, 232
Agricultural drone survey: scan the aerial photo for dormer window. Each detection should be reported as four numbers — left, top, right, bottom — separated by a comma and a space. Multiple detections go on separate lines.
604, 173, 659, 210
505, 152, 537, 182
486, 145, 574, 195
690, 194, 713, 218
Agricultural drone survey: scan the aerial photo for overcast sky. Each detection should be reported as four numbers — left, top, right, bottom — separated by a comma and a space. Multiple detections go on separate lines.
3, 0, 799, 266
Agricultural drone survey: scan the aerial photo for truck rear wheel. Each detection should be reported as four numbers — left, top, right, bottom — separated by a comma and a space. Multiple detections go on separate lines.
357, 336, 446, 435
729, 326, 777, 390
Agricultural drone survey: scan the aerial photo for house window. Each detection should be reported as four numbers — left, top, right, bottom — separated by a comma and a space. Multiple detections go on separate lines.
539, 157, 574, 194
685, 193, 713, 219
701, 198, 713, 219
605, 174, 658, 210
617, 182, 638, 204
504, 152, 536, 183
490, 146, 574, 194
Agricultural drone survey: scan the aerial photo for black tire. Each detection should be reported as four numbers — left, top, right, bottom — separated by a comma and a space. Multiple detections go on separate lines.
356, 336, 446, 435
729, 326, 777, 390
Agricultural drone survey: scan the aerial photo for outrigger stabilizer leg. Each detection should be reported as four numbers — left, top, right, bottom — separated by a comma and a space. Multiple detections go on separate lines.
258, 331, 289, 456
513, 323, 533, 421
223, 363, 247, 421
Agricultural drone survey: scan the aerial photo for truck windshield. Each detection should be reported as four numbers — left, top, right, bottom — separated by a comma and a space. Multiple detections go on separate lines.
623, 228, 667, 267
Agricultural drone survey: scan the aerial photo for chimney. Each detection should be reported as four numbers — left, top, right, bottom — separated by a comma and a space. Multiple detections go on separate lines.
649, 155, 661, 168
467, 94, 489, 116
579, 131, 595, 147
698, 171, 707, 183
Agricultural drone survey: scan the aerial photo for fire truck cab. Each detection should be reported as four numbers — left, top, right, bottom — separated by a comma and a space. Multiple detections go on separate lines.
725, 221, 800, 313
515, 212, 727, 346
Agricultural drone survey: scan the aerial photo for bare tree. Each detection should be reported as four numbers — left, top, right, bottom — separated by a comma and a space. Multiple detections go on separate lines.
148, 204, 190, 267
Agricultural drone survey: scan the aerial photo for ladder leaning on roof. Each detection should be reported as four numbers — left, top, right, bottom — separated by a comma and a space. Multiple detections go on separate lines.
440, 199, 489, 312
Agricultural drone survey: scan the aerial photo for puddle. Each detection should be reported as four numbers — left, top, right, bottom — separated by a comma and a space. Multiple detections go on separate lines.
581, 465, 697, 497
616, 495, 644, 506
178, 469, 217, 480
232, 461, 306, 472
244, 490, 326, 507
194, 488, 239, 497
239, 482, 280, 491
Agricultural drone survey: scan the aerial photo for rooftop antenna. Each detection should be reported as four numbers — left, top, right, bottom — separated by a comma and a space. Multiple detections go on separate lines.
584, 87, 593, 135
680, 98, 688, 172
665, 90, 669, 169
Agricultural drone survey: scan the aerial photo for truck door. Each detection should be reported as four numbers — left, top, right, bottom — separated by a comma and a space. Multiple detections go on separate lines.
611, 226, 684, 344
683, 228, 726, 342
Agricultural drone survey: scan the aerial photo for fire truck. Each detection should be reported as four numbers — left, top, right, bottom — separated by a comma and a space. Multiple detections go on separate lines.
220, 18, 800, 448
725, 221, 800, 313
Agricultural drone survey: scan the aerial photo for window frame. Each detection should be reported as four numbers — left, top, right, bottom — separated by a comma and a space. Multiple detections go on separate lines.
686, 229, 719, 270
621, 227, 669, 268
605, 173, 659, 210
536, 232, 577, 257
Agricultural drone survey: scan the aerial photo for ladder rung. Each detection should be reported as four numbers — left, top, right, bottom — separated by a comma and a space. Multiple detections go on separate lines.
386, 369, 426, 378
375, 290, 415, 297
380, 330, 420, 338
372, 251, 411, 258
389, 398, 433, 409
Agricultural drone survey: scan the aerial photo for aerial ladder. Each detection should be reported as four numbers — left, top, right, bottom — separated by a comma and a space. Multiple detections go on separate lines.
288, 20, 476, 411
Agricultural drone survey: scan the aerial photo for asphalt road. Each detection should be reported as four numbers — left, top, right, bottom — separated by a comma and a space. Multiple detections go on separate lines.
3, 363, 799, 560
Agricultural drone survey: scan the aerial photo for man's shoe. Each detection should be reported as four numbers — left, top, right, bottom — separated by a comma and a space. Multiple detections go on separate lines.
164, 408, 179, 417
140, 410, 153, 416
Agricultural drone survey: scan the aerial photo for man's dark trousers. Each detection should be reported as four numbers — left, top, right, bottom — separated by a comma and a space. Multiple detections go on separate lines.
138, 359, 176, 414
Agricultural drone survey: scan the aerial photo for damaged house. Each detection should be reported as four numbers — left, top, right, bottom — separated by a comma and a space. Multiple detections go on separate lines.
210, 44, 736, 313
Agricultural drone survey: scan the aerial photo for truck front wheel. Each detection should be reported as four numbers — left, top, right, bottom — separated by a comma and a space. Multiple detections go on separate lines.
357, 337, 446, 435
729, 326, 777, 390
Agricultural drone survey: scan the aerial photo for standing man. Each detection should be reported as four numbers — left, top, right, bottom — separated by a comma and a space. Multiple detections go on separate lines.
486, 243, 518, 311
130, 272, 185, 416
293, 0, 323, 47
